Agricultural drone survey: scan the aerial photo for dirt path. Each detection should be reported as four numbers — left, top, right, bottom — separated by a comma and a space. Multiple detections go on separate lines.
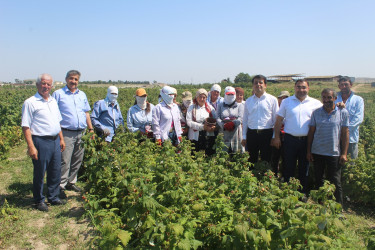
0, 143, 95, 249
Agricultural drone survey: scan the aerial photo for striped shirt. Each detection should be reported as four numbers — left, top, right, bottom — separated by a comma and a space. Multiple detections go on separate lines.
310, 106, 349, 156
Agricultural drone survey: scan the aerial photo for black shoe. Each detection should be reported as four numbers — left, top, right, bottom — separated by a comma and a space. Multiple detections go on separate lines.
50, 199, 67, 206
59, 189, 67, 199
36, 202, 49, 212
66, 184, 82, 192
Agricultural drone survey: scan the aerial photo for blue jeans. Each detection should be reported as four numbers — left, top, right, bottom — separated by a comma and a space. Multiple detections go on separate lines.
32, 135, 61, 203
348, 143, 358, 159
283, 134, 309, 193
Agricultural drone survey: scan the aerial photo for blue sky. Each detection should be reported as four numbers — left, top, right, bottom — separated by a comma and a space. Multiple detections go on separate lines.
1, 0, 374, 83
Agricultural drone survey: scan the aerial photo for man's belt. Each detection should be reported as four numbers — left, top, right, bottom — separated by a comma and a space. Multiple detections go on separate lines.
62, 128, 85, 132
32, 135, 59, 140
248, 128, 273, 134
285, 133, 307, 140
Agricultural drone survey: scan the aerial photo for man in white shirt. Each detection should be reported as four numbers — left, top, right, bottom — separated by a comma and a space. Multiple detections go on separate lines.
21, 74, 66, 211
272, 79, 322, 193
241, 75, 279, 163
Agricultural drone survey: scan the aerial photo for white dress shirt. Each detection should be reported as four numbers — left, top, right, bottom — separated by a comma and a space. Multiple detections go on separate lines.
277, 95, 322, 136
186, 103, 216, 141
21, 92, 62, 136
242, 93, 279, 139
152, 102, 182, 141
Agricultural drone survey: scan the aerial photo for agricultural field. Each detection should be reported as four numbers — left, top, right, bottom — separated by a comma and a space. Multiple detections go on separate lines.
0, 82, 375, 249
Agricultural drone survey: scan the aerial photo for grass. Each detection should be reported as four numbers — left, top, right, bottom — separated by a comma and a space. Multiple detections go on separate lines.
0, 143, 94, 249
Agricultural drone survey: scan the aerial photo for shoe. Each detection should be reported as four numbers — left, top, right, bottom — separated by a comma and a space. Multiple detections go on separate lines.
59, 189, 67, 199
66, 184, 82, 192
50, 199, 67, 206
36, 202, 49, 212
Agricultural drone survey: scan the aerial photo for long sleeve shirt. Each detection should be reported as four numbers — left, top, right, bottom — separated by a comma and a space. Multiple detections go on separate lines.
242, 93, 279, 139
152, 102, 182, 141
335, 92, 364, 143
186, 103, 216, 141
127, 104, 154, 133
91, 100, 124, 142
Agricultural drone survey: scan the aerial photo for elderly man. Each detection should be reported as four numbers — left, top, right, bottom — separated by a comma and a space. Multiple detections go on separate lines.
52, 70, 94, 199
335, 76, 364, 159
241, 75, 279, 164
22, 74, 66, 211
272, 79, 322, 194
91, 86, 124, 142
307, 88, 349, 204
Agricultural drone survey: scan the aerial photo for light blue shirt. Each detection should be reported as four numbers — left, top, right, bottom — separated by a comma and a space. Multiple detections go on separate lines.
310, 106, 349, 156
335, 91, 364, 143
52, 86, 91, 130
21, 92, 62, 136
127, 104, 154, 133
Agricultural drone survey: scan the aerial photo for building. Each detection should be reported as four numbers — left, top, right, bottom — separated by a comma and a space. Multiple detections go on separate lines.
267, 74, 304, 82
304, 75, 342, 82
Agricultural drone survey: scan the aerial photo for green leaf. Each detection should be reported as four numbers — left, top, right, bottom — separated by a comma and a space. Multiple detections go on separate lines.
117, 230, 132, 246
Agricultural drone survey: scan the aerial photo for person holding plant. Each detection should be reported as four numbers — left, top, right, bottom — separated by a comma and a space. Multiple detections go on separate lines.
307, 88, 349, 205
91, 86, 125, 142
152, 86, 183, 146
217, 87, 244, 153
186, 88, 217, 155
127, 88, 154, 138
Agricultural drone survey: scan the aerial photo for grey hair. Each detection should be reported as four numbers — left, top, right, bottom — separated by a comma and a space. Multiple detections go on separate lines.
65, 70, 81, 79
36, 73, 53, 86
321, 88, 337, 98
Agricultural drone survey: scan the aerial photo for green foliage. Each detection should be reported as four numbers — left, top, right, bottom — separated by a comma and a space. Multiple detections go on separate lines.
234, 72, 252, 84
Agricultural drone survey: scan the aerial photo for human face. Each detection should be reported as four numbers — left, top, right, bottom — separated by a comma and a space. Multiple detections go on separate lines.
294, 81, 309, 101
197, 94, 207, 107
236, 93, 244, 103
321, 91, 336, 111
338, 80, 352, 96
37, 76, 53, 100
210, 90, 219, 102
66, 74, 80, 93
252, 78, 266, 96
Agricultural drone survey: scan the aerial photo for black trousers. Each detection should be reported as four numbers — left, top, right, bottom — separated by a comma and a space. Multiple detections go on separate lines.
246, 128, 273, 164
313, 154, 343, 204
192, 131, 216, 156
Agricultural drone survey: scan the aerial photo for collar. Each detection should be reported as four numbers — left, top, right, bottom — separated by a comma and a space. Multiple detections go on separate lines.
63, 85, 80, 94
292, 94, 311, 103
323, 105, 338, 114
34, 92, 52, 102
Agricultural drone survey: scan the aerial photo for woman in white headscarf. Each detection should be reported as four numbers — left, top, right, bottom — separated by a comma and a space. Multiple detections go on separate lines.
91, 86, 124, 142
152, 86, 183, 145
216, 86, 244, 153
186, 88, 217, 156
127, 88, 154, 138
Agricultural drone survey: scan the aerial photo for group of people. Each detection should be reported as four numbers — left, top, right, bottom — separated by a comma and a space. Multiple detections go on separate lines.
22, 71, 364, 211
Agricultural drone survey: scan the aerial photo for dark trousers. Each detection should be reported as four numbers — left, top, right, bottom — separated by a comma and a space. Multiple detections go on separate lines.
246, 128, 273, 163
192, 131, 216, 156
271, 133, 285, 175
32, 135, 62, 203
313, 154, 343, 204
283, 134, 309, 193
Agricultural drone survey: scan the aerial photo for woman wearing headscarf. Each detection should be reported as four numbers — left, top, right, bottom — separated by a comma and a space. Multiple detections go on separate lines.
91, 86, 124, 142
152, 86, 183, 145
127, 88, 154, 138
179, 91, 192, 136
186, 89, 217, 156
216, 86, 244, 153
235, 87, 245, 105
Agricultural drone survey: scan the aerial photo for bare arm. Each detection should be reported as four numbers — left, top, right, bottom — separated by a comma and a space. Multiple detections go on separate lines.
86, 112, 94, 131
59, 130, 65, 152
270, 115, 284, 149
22, 127, 38, 160
340, 127, 349, 164
306, 126, 316, 162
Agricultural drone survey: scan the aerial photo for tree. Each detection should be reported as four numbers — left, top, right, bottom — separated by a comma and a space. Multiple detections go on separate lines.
234, 72, 251, 84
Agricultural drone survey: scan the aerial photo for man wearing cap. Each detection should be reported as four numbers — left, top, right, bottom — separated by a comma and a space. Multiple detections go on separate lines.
335, 76, 364, 159
179, 91, 193, 136
91, 86, 124, 142
207, 84, 224, 110
241, 75, 279, 164
152, 86, 183, 145
271, 90, 290, 174
52, 70, 94, 198
272, 79, 322, 194
22, 73, 66, 211
127, 88, 154, 136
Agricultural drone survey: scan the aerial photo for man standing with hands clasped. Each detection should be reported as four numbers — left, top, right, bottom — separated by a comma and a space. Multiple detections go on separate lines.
22, 74, 66, 211
52, 70, 94, 199
307, 88, 349, 205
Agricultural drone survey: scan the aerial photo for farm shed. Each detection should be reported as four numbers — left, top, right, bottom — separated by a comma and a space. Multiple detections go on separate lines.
267, 74, 304, 82
304, 75, 342, 82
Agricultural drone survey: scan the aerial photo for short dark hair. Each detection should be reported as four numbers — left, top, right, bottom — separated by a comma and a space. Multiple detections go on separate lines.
65, 70, 81, 79
252, 74, 267, 84
321, 88, 337, 98
295, 79, 309, 86
338, 76, 352, 84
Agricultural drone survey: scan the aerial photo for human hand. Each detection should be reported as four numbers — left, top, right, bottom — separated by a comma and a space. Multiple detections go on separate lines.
336, 102, 346, 109
60, 139, 66, 152
307, 152, 314, 162
339, 154, 348, 165
241, 139, 246, 147
28, 146, 38, 160
271, 138, 281, 149
156, 139, 162, 146
103, 128, 110, 137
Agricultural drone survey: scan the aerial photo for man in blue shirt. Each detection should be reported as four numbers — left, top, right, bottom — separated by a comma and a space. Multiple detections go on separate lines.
307, 88, 349, 205
52, 70, 94, 198
335, 76, 364, 159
